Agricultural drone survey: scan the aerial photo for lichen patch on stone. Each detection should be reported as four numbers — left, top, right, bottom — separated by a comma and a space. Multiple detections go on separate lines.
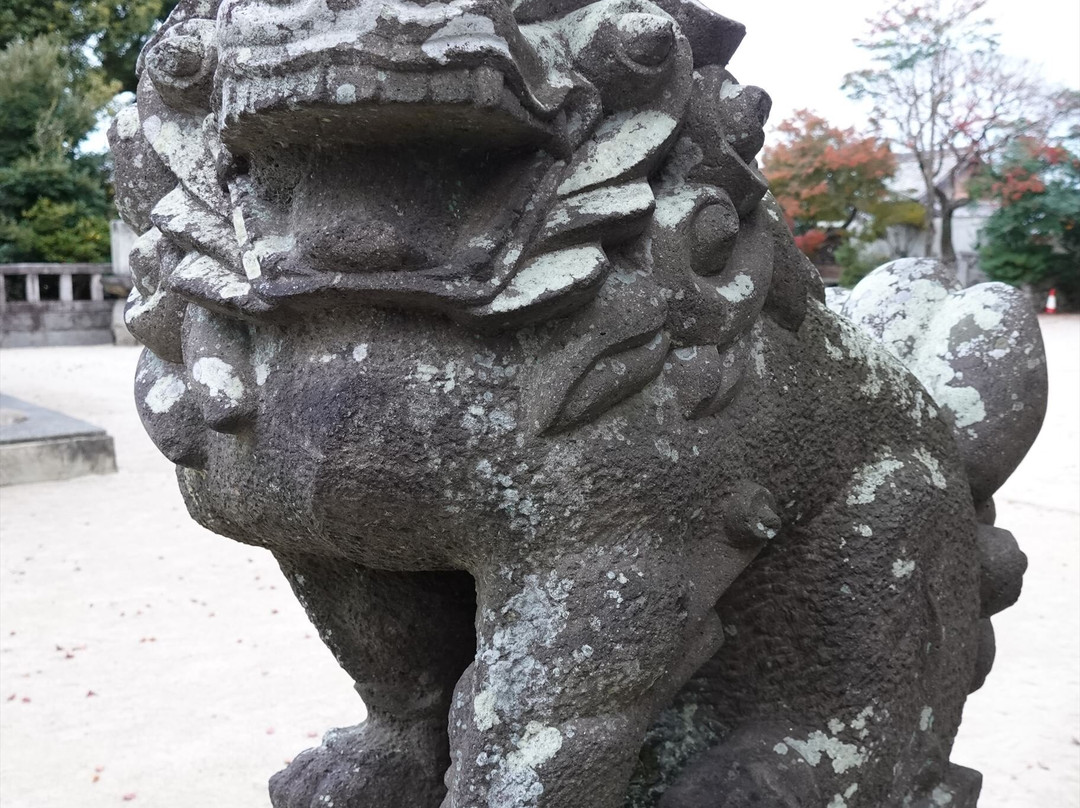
846, 450, 904, 505
783, 729, 867, 774
192, 357, 245, 403
145, 374, 187, 414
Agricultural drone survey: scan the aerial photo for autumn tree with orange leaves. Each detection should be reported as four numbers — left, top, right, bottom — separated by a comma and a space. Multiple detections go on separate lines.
762, 110, 922, 263
844, 0, 1070, 268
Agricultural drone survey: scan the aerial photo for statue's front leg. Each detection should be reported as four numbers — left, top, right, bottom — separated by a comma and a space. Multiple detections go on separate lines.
444, 546, 728, 808
270, 553, 476, 808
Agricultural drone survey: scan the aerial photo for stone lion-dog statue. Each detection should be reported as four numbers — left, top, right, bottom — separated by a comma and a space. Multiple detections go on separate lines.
111, 0, 1046, 805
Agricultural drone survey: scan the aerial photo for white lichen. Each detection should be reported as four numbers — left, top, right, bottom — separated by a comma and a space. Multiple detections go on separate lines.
473, 689, 501, 731
912, 447, 947, 489
718, 273, 754, 303
145, 374, 186, 414
192, 357, 244, 403
784, 730, 867, 774
558, 110, 678, 196
892, 559, 916, 579
847, 450, 904, 505
484, 246, 605, 313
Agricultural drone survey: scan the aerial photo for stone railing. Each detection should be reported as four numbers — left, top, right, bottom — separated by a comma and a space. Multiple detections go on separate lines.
0, 263, 132, 348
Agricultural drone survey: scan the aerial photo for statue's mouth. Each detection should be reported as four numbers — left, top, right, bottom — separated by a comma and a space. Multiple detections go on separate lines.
122, 0, 788, 445
141, 0, 732, 329
207, 0, 593, 320
218, 95, 568, 319
224, 139, 560, 316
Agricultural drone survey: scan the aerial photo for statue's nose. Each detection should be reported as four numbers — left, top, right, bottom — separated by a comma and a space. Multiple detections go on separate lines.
727, 84, 771, 163
751, 87, 773, 129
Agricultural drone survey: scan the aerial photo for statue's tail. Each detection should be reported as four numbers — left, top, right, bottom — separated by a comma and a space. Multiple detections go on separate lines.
828, 257, 1047, 692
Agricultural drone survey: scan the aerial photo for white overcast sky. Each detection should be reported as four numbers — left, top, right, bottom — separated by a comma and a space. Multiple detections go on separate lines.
707, 0, 1080, 143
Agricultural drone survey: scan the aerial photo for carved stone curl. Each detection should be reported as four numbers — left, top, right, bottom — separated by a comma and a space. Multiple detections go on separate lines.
111, 1, 1047, 806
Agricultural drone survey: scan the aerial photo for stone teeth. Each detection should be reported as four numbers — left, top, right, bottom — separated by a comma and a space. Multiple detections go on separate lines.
378, 70, 430, 104
226, 65, 514, 112
220, 64, 553, 150
327, 65, 380, 103
474, 66, 504, 108
428, 69, 473, 104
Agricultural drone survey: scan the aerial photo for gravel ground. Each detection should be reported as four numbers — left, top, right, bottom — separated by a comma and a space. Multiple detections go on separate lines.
1, 316, 1077, 808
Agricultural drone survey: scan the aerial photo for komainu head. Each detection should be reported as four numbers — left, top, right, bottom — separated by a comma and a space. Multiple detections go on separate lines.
113, 0, 820, 436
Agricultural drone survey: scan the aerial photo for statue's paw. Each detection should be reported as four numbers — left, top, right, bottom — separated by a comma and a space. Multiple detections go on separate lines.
269, 723, 445, 808
659, 723, 821, 808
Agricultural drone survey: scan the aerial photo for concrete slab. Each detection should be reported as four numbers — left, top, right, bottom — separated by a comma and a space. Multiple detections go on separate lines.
0, 394, 117, 486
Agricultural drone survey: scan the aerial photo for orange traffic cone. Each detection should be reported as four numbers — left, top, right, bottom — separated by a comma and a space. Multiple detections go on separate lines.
1045, 288, 1058, 314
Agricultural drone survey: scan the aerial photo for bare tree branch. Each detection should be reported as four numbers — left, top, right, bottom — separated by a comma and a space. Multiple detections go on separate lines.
843, 0, 1065, 265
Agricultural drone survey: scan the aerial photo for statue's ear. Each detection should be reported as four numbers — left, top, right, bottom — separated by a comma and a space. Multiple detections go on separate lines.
651, 0, 745, 68
511, 0, 746, 69
137, 0, 224, 79
761, 194, 824, 333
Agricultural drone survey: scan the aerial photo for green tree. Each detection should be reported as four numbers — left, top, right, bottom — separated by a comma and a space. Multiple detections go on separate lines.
0, 2, 177, 262
0, 35, 115, 165
0, 0, 179, 94
0, 37, 116, 262
974, 137, 1080, 308
844, 0, 1066, 268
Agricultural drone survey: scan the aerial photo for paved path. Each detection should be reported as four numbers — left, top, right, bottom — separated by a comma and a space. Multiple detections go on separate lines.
951, 314, 1080, 806
1, 317, 1077, 807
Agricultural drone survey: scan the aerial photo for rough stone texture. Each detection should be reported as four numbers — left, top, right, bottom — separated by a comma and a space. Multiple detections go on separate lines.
110, 1, 1047, 806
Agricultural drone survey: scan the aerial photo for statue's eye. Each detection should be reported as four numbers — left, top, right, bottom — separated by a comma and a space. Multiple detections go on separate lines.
616, 13, 675, 68
149, 35, 208, 81
145, 21, 217, 113
689, 197, 739, 277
